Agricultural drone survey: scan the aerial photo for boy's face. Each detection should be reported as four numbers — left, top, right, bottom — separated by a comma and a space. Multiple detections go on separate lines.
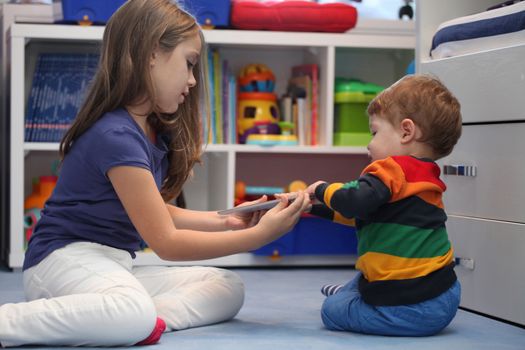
367, 114, 404, 162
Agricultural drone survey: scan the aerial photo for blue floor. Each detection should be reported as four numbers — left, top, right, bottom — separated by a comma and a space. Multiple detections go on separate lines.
1, 267, 524, 349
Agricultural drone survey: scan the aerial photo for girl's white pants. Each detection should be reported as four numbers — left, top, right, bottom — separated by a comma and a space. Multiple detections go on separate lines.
0, 242, 245, 347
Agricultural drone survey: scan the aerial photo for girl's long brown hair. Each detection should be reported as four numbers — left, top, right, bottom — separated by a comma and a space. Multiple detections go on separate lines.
60, 0, 208, 202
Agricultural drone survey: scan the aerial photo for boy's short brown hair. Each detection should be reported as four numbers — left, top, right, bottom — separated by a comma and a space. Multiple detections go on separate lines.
367, 75, 462, 159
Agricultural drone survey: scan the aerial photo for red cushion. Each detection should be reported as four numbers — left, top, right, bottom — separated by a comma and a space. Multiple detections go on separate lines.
231, 1, 358, 33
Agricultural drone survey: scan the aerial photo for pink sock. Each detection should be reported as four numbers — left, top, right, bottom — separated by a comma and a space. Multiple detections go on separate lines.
135, 317, 166, 346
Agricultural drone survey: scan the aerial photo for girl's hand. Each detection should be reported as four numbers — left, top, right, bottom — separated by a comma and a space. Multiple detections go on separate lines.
254, 191, 311, 245
225, 195, 268, 230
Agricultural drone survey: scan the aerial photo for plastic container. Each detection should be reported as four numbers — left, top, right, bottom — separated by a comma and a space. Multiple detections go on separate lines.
333, 79, 384, 146
252, 216, 357, 256
180, 0, 231, 28
61, 0, 126, 25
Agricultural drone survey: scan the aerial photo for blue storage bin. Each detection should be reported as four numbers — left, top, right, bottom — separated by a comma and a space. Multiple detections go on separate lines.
62, 0, 125, 25
252, 229, 296, 256
180, 0, 231, 27
252, 216, 357, 256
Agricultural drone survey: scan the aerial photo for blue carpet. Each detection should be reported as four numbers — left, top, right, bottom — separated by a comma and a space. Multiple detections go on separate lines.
1, 268, 524, 349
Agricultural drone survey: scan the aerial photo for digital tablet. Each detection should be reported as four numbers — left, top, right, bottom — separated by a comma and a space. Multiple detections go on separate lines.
218, 194, 314, 216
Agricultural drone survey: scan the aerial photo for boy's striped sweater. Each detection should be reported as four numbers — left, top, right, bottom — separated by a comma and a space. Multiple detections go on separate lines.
311, 156, 457, 306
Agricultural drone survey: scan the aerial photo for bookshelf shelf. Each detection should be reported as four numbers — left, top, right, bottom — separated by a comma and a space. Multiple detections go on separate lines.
23, 142, 368, 155
11, 21, 414, 48
24, 143, 59, 152
227, 145, 368, 154
134, 251, 357, 267
8, 22, 414, 268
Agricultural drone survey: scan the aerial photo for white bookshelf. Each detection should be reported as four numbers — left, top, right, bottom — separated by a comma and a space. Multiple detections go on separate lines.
9, 22, 414, 268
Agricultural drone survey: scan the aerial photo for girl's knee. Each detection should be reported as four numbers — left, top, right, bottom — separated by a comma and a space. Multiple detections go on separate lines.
211, 268, 245, 295
110, 289, 158, 342
221, 269, 245, 308
206, 268, 245, 318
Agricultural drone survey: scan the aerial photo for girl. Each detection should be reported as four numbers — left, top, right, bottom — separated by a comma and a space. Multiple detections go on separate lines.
0, 0, 310, 347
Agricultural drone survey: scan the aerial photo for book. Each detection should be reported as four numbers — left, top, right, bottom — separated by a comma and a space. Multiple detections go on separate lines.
212, 50, 223, 143
222, 59, 230, 144
289, 75, 312, 145
206, 50, 216, 143
280, 95, 293, 124
291, 64, 319, 145
228, 74, 237, 144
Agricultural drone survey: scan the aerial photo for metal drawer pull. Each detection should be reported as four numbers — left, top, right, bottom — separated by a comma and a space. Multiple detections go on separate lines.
455, 257, 475, 270
443, 165, 477, 177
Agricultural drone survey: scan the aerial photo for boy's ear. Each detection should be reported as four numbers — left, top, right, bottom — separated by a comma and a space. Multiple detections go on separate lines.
400, 118, 417, 144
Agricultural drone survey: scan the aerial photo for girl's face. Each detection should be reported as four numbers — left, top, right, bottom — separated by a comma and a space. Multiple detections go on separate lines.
367, 114, 404, 162
150, 32, 201, 114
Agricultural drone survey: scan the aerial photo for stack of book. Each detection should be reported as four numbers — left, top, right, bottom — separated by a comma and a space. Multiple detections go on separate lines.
283, 64, 319, 146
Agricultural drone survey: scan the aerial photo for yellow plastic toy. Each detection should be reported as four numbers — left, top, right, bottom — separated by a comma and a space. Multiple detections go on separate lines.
237, 63, 298, 146
237, 92, 282, 144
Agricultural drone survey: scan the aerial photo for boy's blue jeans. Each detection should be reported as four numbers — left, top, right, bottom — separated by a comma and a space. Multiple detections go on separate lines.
321, 272, 461, 336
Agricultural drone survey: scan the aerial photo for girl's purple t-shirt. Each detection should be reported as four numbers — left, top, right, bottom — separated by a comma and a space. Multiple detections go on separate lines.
23, 108, 169, 270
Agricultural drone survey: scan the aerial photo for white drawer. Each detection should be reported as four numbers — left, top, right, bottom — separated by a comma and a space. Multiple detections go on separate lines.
448, 215, 525, 325
438, 123, 525, 223
421, 44, 525, 123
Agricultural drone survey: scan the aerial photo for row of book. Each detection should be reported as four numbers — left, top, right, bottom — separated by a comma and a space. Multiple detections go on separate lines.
25, 53, 98, 143
24, 52, 319, 145
204, 50, 237, 144
286, 64, 319, 146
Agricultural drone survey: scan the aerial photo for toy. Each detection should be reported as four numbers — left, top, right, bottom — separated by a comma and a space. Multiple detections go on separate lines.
237, 92, 281, 144
23, 175, 58, 244
237, 64, 298, 146
23, 208, 41, 247
238, 63, 276, 93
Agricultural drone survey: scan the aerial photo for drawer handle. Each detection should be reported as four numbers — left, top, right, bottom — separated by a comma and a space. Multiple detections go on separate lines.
455, 257, 475, 270
443, 165, 477, 177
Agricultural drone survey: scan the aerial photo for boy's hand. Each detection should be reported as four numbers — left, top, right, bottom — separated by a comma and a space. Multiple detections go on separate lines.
306, 181, 326, 197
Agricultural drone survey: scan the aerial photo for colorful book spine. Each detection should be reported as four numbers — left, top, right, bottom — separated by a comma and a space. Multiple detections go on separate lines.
291, 64, 319, 146
212, 50, 223, 144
